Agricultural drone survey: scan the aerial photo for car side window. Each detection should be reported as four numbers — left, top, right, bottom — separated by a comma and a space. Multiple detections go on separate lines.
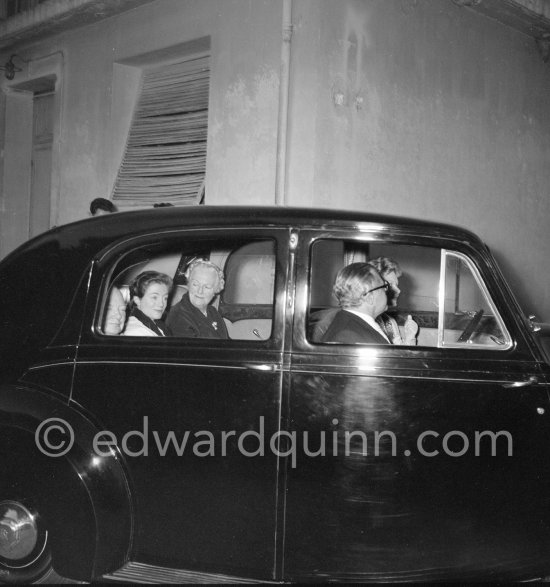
441, 250, 510, 348
307, 239, 511, 349
99, 237, 276, 341
218, 241, 275, 340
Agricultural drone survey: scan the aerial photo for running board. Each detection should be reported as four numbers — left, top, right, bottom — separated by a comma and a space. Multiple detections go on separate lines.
102, 561, 274, 584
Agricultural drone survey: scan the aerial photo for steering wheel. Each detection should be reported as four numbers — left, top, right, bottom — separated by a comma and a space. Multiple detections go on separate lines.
457, 308, 484, 343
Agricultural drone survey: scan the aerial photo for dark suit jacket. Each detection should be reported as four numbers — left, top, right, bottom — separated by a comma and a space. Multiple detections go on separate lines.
166, 293, 228, 339
320, 309, 389, 345
308, 308, 339, 342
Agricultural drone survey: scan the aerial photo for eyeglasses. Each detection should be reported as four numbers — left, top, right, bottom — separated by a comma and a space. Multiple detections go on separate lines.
364, 280, 390, 295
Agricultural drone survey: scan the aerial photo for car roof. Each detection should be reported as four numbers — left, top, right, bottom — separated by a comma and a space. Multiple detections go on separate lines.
73, 204, 476, 231
15, 205, 483, 260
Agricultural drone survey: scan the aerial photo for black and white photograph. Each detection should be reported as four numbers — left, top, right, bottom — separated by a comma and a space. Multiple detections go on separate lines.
0, 0, 550, 583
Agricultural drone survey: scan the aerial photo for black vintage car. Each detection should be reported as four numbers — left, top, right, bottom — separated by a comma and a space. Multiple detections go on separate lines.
1, 206, 550, 583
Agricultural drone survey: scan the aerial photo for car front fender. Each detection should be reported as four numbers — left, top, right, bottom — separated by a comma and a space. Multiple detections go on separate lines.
0, 384, 133, 581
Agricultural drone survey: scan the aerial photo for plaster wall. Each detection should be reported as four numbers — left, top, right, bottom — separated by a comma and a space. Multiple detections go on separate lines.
286, 0, 550, 319
0, 0, 281, 242
2, 91, 32, 246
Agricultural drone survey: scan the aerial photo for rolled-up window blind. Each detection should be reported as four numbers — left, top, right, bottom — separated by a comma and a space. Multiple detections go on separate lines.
112, 55, 209, 205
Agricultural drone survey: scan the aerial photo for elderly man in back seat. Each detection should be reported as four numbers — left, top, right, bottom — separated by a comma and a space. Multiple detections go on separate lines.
104, 286, 129, 335
166, 259, 229, 339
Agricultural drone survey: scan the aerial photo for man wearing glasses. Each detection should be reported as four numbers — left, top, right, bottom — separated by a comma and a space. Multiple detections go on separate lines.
321, 263, 391, 344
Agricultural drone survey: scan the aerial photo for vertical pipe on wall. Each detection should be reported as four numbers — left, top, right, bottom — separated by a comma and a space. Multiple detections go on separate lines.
275, 0, 292, 206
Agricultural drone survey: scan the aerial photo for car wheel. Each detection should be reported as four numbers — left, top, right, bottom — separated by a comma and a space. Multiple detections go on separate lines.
0, 500, 73, 584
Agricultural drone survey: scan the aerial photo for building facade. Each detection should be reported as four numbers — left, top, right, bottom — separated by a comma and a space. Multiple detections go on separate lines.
0, 0, 549, 318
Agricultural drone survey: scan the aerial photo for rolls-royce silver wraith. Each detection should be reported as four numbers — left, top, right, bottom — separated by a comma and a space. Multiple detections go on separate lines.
1, 206, 549, 583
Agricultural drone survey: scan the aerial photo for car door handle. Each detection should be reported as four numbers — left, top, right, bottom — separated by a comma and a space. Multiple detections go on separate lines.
502, 375, 539, 388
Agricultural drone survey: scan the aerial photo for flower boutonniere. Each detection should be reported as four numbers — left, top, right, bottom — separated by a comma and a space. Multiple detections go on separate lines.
212, 321, 218, 330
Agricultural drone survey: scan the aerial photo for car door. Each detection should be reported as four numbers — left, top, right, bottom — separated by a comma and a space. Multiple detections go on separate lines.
284, 228, 550, 582
72, 227, 289, 581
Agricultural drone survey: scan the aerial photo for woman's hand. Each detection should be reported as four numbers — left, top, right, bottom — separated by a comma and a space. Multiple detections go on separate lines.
404, 314, 419, 345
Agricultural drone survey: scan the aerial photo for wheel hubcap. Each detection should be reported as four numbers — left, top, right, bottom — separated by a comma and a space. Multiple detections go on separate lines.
0, 501, 39, 562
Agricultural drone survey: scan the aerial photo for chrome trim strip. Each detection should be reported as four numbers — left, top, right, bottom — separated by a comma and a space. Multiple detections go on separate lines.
27, 361, 75, 371
288, 368, 532, 385
102, 561, 275, 584
29, 361, 282, 372
438, 249, 446, 347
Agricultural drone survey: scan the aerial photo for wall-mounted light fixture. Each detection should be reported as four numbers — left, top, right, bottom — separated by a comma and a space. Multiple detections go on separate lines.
0, 55, 23, 80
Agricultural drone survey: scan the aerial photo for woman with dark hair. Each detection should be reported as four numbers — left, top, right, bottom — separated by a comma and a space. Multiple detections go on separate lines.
123, 271, 173, 337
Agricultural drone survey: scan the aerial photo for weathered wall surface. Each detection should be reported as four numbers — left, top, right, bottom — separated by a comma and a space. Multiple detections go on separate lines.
0, 0, 281, 245
286, 0, 550, 319
1, 0, 549, 319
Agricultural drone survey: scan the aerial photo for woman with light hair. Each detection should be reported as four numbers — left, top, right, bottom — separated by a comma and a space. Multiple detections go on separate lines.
166, 258, 228, 339
368, 256, 418, 345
